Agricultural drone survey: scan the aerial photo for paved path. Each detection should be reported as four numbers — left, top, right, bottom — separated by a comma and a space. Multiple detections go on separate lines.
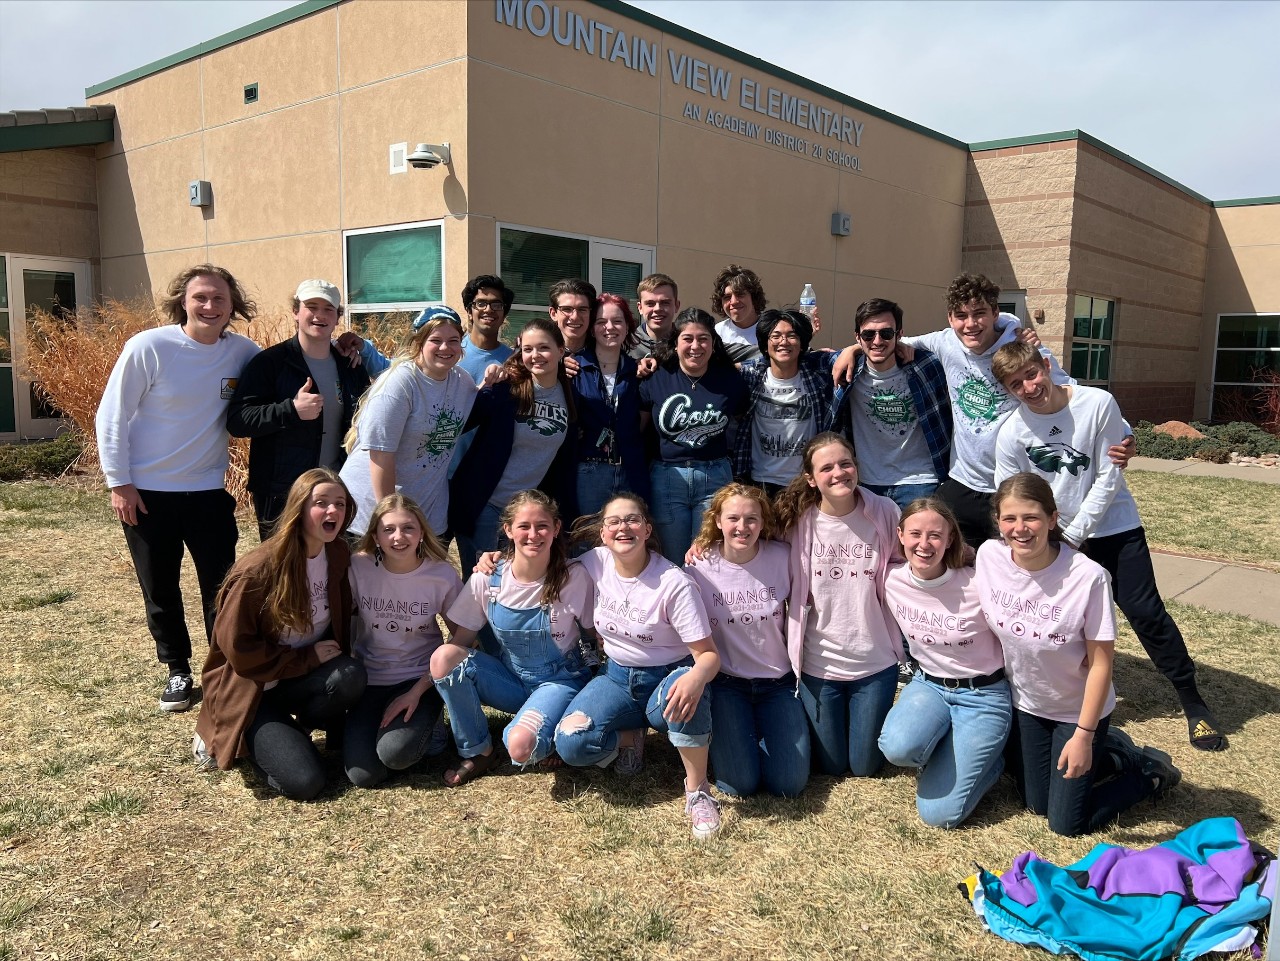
1130, 457, 1280, 625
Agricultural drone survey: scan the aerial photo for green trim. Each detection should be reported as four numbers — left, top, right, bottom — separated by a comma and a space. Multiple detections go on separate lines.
588, 0, 966, 149
0, 119, 115, 154
1213, 196, 1280, 208
969, 128, 1212, 204
85, 0, 342, 98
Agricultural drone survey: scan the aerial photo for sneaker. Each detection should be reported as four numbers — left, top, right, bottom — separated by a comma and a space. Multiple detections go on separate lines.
159, 674, 193, 712
192, 732, 215, 771
1139, 746, 1182, 800
684, 789, 722, 841
614, 740, 644, 777
425, 715, 451, 758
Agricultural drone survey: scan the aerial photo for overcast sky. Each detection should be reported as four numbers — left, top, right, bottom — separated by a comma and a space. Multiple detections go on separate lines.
1, 0, 1275, 200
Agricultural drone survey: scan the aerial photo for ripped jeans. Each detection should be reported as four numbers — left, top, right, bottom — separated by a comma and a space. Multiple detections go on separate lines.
554, 657, 711, 768
434, 647, 589, 765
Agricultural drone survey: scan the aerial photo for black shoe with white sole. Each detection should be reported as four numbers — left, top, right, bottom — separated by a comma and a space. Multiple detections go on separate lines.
159, 673, 193, 712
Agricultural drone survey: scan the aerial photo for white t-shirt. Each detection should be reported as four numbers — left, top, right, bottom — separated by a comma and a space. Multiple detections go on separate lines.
579, 547, 711, 668
447, 562, 595, 656
801, 508, 900, 680
715, 318, 760, 362
884, 565, 1004, 679
750, 371, 815, 485
341, 362, 477, 535
95, 324, 260, 491
975, 540, 1116, 724
995, 385, 1143, 545
685, 541, 791, 679
849, 363, 936, 487
349, 553, 462, 686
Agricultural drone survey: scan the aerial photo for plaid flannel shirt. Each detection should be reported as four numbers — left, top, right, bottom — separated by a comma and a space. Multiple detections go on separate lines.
732, 351, 837, 480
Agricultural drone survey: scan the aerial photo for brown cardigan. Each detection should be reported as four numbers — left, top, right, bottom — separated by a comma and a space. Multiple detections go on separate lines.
195, 539, 354, 770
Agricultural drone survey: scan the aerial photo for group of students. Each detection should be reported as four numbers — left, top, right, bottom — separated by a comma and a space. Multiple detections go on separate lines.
97, 262, 1220, 841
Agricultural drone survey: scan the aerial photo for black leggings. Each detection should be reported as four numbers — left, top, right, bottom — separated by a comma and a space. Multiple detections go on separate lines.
247, 655, 367, 800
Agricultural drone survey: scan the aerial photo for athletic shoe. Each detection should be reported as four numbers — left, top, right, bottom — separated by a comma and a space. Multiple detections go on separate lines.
1139, 747, 1182, 800
159, 674, 193, 712
684, 789, 722, 841
192, 732, 215, 771
614, 742, 644, 777
424, 715, 451, 758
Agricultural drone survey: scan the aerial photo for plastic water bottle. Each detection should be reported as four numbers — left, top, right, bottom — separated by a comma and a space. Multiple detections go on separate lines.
799, 283, 817, 319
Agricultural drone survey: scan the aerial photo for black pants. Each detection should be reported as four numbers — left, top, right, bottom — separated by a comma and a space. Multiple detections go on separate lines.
1081, 527, 1198, 692
247, 655, 368, 800
935, 478, 994, 550
120, 488, 239, 668
251, 490, 288, 542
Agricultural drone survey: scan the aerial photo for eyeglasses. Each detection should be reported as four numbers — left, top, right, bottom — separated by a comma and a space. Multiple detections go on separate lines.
603, 514, 645, 531
554, 305, 591, 317
768, 332, 800, 344
858, 328, 897, 343
471, 299, 505, 313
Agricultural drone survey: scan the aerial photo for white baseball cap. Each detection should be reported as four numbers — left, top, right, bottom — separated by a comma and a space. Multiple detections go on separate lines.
294, 279, 341, 308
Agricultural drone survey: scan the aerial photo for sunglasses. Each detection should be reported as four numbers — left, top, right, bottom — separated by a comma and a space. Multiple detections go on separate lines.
858, 328, 896, 343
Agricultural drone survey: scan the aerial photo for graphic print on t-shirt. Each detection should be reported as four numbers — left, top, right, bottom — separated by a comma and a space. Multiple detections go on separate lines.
310, 574, 329, 623
893, 601, 973, 649
985, 588, 1070, 646
657, 392, 728, 448
756, 386, 812, 458
954, 367, 1008, 434
418, 406, 467, 459
811, 536, 877, 583
705, 581, 783, 631
863, 386, 917, 436
360, 592, 442, 636
1026, 442, 1091, 477
519, 398, 570, 437
595, 587, 656, 644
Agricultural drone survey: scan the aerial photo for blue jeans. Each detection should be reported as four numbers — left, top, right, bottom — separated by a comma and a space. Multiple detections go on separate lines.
878, 675, 1012, 827
577, 460, 629, 520
709, 673, 810, 798
649, 458, 732, 565
343, 678, 445, 788
555, 657, 711, 767
799, 664, 898, 777
862, 482, 939, 513
455, 502, 504, 580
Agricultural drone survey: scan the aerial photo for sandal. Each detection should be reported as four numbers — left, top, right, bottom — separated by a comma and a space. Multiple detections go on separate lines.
1187, 710, 1229, 752
535, 753, 564, 771
443, 749, 502, 787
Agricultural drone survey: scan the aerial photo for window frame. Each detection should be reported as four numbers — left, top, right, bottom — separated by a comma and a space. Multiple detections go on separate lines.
341, 218, 446, 318
1211, 312, 1280, 421
1069, 292, 1116, 388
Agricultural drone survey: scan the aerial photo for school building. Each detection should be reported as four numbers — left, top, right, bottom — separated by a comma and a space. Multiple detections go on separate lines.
1, 0, 1276, 440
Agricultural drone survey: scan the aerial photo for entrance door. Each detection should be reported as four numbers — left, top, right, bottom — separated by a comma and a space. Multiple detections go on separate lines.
592, 241, 654, 300
5, 256, 92, 439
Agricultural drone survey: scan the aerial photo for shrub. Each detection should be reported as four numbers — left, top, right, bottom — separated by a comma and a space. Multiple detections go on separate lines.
1193, 446, 1231, 464
0, 433, 83, 481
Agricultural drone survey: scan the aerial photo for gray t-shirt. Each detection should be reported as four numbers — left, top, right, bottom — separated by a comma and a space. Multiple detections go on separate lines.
487, 381, 570, 509
849, 363, 936, 487
303, 351, 342, 470
750, 370, 814, 485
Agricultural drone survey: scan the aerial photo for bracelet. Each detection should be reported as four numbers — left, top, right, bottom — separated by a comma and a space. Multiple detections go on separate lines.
1076, 724, 1096, 733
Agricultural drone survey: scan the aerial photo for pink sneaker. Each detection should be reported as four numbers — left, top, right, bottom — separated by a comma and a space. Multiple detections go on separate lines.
684, 789, 722, 841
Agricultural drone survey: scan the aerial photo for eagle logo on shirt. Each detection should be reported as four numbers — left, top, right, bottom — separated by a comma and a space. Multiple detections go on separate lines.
519, 400, 569, 437
1026, 443, 1091, 476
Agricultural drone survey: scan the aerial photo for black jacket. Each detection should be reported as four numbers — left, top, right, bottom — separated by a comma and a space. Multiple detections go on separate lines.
227, 335, 370, 497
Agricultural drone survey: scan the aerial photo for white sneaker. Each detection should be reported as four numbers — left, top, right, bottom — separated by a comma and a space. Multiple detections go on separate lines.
192, 732, 215, 771
685, 789, 722, 841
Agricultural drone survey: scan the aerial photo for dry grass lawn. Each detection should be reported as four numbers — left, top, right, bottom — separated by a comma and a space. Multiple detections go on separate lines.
1, 478, 1276, 961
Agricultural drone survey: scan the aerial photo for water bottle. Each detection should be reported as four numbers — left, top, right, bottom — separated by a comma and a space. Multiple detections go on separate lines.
799, 283, 817, 319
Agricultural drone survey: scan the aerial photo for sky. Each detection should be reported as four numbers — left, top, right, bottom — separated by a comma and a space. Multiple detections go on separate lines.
0, 0, 1276, 200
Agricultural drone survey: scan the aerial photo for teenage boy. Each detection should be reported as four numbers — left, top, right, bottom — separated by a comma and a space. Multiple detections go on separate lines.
229, 279, 370, 539
96, 265, 260, 711
711, 263, 767, 363
548, 278, 597, 354
457, 274, 515, 381
630, 273, 681, 360
992, 339, 1228, 752
831, 298, 951, 510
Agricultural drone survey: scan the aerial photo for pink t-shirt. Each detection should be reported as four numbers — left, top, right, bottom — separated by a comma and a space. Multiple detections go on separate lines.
884, 565, 1004, 679
349, 553, 462, 686
685, 540, 791, 679
975, 540, 1117, 724
579, 547, 711, 668
802, 508, 900, 680
279, 551, 332, 650
446, 562, 595, 656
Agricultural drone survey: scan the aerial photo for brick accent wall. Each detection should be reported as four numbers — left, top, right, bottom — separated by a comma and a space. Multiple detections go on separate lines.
0, 146, 100, 262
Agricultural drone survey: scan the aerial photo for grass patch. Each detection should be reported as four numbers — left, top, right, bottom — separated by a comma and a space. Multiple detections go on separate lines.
0, 475, 1275, 961
1128, 470, 1280, 571
2, 588, 74, 612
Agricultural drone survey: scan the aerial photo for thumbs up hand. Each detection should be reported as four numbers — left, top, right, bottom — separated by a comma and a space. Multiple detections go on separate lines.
294, 377, 324, 420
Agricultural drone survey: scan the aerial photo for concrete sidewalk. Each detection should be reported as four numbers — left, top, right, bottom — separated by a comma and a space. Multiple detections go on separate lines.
1130, 456, 1280, 484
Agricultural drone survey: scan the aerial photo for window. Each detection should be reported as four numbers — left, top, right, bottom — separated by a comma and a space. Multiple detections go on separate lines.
1212, 314, 1280, 422
343, 221, 443, 321
1070, 294, 1115, 386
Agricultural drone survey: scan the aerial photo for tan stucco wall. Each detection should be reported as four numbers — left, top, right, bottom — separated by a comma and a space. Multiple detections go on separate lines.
1197, 203, 1280, 419
0, 146, 100, 264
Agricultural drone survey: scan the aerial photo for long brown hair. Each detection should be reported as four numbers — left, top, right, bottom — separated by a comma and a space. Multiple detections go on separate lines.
570, 493, 662, 557
897, 497, 967, 570
218, 468, 354, 636
497, 489, 571, 607
774, 432, 858, 535
504, 317, 577, 421
355, 492, 450, 565
691, 482, 775, 555
991, 473, 1064, 545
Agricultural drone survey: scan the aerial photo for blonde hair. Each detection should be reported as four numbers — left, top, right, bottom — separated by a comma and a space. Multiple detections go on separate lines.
991, 340, 1043, 386
774, 432, 858, 535
158, 264, 256, 330
897, 497, 967, 570
691, 483, 775, 555
355, 492, 449, 565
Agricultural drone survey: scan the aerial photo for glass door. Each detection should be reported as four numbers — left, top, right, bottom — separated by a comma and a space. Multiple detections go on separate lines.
591, 241, 653, 300
8, 256, 92, 439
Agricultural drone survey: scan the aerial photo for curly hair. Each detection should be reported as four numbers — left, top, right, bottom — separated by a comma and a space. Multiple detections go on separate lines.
945, 273, 1000, 314
711, 264, 767, 318
691, 483, 776, 555
158, 264, 256, 330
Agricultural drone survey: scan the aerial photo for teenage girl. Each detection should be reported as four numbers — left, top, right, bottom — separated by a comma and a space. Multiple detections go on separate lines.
877, 498, 1011, 828
976, 472, 1180, 837
685, 483, 809, 798
430, 490, 596, 786
554, 494, 724, 840
194, 468, 367, 801
774, 432, 902, 778
342, 493, 462, 788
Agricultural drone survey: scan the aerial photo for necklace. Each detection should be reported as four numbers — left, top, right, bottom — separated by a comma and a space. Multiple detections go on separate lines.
683, 368, 704, 391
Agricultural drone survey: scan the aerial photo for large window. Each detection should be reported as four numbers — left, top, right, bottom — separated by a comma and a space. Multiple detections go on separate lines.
1213, 314, 1280, 422
343, 221, 443, 322
1070, 294, 1115, 387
